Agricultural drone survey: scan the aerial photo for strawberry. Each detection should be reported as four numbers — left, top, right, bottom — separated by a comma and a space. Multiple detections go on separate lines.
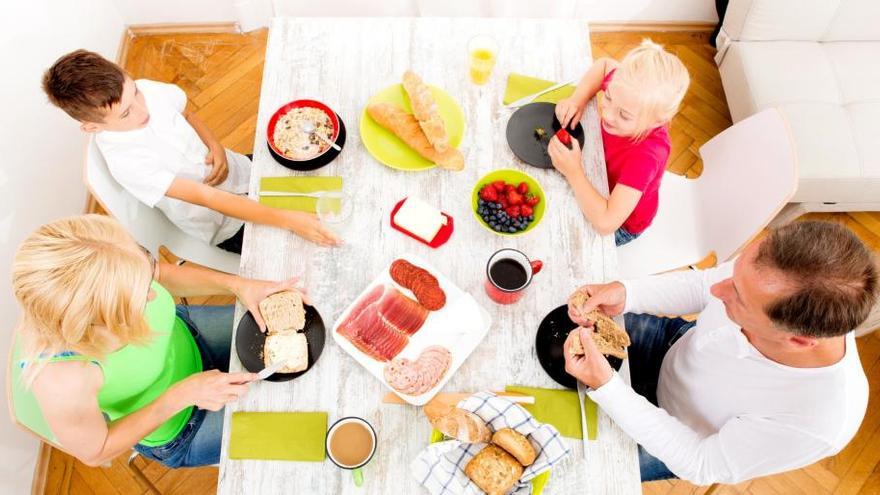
499, 196, 510, 207
526, 195, 540, 206
492, 180, 506, 192
480, 185, 498, 202
517, 182, 529, 194
504, 184, 516, 194
507, 190, 524, 206
521, 205, 533, 217
506, 206, 521, 218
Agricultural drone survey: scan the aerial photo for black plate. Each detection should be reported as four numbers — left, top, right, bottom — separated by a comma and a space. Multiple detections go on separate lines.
535, 304, 623, 389
506, 102, 586, 169
267, 113, 347, 171
235, 305, 326, 382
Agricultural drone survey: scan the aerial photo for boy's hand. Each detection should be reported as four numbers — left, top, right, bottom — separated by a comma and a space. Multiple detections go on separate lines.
283, 211, 342, 247
548, 135, 584, 179
563, 327, 614, 389
555, 97, 584, 130
204, 142, 229, 186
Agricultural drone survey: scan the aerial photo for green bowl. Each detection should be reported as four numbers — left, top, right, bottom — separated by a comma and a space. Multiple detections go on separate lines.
472, 169, 546, 236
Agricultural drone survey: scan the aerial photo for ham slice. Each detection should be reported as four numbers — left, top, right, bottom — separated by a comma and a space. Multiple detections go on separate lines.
383, 345, 452, 396
337, 284, 429, 361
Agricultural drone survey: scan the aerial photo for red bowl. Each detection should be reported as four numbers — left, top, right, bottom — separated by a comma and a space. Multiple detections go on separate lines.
266, 99, 340, 161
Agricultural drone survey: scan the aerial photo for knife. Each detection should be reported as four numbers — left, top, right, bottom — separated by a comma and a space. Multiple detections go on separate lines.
505, 77, 579, 109
576, 380, 591, 484
257, 360, 288, 380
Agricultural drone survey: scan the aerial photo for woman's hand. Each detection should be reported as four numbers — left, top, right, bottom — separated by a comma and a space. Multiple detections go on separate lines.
563, 327, 614, 390
169, 369, 257, 411
555, 96, 585, 130
232, 277, 310, 332
548, 135, 584, 180
282, 210, 342, 247
567, 282, 627, 326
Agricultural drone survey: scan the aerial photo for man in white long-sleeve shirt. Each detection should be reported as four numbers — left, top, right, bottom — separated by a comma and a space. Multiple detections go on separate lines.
564, 221, 877, 485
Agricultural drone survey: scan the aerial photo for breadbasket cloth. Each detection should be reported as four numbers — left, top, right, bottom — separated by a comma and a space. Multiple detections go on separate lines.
411, 392, 571, 495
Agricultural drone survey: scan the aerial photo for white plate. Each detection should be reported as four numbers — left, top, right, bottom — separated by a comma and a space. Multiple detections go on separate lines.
332, 253, 491, 405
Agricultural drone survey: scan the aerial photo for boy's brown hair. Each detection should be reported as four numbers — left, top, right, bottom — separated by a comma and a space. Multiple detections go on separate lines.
755, 221, 878, 338
42, 49, 126, 122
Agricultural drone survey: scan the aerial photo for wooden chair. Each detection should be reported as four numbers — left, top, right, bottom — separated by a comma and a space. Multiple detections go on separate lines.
83, 135, 241, 275
616, 108, 798, 279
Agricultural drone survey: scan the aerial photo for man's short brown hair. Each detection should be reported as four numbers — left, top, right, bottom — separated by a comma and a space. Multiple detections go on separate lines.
755, 221, 878, 338
42, 49, 126, 122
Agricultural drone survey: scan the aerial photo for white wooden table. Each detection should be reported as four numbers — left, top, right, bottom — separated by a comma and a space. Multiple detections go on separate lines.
219, 17, 639, 495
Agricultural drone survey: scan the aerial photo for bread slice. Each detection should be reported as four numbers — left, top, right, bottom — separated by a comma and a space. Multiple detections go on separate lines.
258, 291, 306, 335
569, 311, 630, 360
491, 428, 536, 466
464, 444, 523, 495
264, 333, 308, 373
402, 70, 449, 153
366, 103, 464, 171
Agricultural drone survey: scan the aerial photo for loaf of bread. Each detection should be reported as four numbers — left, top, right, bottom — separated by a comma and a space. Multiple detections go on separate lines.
464, 445, 523, 495
402, 70, 449, 153
259, 291, 306, 335
491, 428, 536, 467
366, 103, 464, 171
430, 407, 491, 443
569, 311, 630, 359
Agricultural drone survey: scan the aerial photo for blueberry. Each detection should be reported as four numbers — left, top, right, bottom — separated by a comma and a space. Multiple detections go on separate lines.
528, 215, 534, 221
478, 199, 485, 206
494, 224, 503, 232
508, 227, 516, 233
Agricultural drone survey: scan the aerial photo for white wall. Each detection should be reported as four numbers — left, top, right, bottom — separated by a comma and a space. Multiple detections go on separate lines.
0, 0, 125, 492
113, 0, 718, 26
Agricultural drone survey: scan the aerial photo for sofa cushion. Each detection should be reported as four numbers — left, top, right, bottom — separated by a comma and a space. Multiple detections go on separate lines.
824, 42, 880, 103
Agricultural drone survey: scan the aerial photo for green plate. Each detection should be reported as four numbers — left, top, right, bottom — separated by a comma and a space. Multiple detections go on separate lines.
472, 169, 547, 237
360, 84, 465, 172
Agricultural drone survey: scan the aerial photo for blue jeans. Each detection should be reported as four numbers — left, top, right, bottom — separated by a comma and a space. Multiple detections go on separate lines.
134, 305, 234, 468
615, 227, 642, 246
624, 313, 697, 482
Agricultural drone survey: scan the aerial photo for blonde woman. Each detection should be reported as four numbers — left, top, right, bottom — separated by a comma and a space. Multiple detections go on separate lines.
9, 214, 303, 467
550, 40, 690, 245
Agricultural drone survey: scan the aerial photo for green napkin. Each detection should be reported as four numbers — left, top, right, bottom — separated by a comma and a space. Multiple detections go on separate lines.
503, 73, 576, 106
258, 176, 343, 213
505, 386, 598, 441
228, 411, 327, 461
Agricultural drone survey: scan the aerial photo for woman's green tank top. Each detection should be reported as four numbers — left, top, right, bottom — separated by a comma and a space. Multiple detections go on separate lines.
10, 282, 202, 447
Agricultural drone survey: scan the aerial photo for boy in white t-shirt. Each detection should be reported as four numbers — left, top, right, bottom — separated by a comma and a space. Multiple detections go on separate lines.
43, 49, 340, 252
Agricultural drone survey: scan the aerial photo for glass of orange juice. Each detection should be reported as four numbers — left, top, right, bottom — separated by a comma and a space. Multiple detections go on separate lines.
468, 35, 499, 85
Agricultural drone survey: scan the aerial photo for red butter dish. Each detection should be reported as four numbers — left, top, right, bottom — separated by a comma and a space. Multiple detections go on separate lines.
390, 197, 454, 248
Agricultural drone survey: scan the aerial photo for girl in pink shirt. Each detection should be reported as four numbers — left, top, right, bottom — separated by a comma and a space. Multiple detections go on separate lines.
549, 40, 690, 246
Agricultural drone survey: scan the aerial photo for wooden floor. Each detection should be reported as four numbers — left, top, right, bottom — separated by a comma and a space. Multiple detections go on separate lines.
46, 28, 880, 495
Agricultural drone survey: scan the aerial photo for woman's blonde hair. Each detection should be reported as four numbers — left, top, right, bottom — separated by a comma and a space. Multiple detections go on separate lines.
13, 214, 153, 377
609, 39, 690, 142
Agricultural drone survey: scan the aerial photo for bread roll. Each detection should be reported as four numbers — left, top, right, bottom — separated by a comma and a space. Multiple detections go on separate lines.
259, 291, 306, 335
402, 70, 450, 152
430, 407, 491, 443
491, 428, 536, 467
366, 103, 464, 171
464, 445, 523, 495
568, 311, 630, 359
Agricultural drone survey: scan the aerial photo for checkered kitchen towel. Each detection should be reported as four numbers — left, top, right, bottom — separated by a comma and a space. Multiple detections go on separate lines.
411, 392, 571, 495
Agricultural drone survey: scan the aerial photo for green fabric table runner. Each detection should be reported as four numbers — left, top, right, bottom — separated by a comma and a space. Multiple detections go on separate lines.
505, 385, 598, 440
503, 73, 576, 106
228, 411, 327, 461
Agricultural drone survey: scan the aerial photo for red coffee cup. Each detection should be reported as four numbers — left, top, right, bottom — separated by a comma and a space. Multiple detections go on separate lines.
484, 248, 543, 304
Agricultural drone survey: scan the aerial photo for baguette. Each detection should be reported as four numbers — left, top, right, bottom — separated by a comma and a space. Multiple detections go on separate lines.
402, 70, 449, 153
366, 102, 464, 171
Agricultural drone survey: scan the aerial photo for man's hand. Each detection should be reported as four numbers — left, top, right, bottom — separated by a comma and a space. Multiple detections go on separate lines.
548, 136, 584, 180
204, 142, 229, 186
568, 281, 626, 326
564, 327, 614, 389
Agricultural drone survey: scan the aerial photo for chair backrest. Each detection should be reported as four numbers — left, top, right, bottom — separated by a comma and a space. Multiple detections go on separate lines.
615, 108, 797, 279
83, 137, 241, 274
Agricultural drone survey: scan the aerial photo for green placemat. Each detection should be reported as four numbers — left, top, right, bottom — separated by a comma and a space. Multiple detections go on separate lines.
506, 386, 598, 441
503, 73, 576, 106
258, 176, 342, 213
229, 411, 327, 461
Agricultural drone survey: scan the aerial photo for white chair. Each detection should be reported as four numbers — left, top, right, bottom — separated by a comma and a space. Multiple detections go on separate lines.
83, 137, 241, 274
615, 108, 798, 279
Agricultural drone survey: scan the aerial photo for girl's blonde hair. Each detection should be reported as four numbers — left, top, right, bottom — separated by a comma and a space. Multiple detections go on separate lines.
13, 214, 153, 379
610, 39, 690, 141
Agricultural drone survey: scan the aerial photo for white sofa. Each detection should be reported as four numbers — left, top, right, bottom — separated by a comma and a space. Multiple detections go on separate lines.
715, 0, 880, 223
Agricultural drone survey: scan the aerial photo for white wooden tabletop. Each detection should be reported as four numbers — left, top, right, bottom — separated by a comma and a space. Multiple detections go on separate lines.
219, 16, 639, 495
